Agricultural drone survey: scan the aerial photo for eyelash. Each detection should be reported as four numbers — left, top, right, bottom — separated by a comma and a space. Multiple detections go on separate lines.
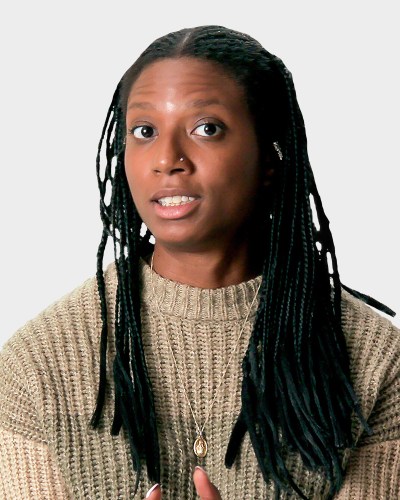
193, 122, 225, 137
128, 121, 225, 140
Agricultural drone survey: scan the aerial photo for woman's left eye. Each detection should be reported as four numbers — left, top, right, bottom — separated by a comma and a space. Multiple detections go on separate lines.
192, 122, 224, 137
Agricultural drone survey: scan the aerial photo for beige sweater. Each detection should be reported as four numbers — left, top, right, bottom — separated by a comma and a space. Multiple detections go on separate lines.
0, 260, 399, 499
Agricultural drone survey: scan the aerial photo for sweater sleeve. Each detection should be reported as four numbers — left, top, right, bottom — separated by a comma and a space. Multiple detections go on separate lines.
335, 387, 400, 498
0, 428, 70, 499
334, 316, 400, 499
0, 330, 71, 499
334, 439, 400, 499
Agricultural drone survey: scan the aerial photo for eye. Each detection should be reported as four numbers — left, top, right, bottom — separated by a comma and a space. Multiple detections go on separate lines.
129, 125, 156, 139
192, 122, 224, 137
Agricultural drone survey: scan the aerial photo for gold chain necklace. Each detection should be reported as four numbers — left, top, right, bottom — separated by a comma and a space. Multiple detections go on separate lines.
149, 253, 262, 459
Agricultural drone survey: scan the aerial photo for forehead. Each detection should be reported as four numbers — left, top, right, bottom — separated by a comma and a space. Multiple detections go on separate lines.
127, 57, 247, 107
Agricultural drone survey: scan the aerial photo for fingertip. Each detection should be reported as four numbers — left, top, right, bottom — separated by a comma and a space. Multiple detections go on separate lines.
193, 466, 221, 499
194, 465, 207, 478
145, 483, 161, 498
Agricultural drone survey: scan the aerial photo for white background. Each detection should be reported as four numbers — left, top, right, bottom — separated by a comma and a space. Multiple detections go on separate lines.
0, 1, 399, 348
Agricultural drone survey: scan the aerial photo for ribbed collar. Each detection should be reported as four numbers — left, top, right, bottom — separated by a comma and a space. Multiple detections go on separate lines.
139, 258, 262, 322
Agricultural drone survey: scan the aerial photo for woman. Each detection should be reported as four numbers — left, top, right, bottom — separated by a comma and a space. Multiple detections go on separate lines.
0, 25, 398, 499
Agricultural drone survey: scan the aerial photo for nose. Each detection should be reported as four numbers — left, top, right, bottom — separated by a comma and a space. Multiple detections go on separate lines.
152, 134, 193, 175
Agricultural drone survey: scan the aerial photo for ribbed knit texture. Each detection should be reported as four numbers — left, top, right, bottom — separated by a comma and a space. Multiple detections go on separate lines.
0, 260, 399, 499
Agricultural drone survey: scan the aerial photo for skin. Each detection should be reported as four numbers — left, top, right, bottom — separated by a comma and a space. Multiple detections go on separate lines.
124, 57, 274, 498
125, 57, 274, 289
145, 467, 221, 499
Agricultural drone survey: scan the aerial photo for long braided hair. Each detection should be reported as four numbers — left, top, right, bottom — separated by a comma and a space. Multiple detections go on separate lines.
90, 25, 395, 498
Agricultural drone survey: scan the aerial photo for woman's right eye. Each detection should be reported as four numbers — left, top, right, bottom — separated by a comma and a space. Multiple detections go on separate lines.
130, 125, 156, 139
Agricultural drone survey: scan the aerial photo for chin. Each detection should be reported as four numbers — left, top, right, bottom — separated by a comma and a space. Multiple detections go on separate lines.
152, 233, 200, 250
146, 219, 198, 245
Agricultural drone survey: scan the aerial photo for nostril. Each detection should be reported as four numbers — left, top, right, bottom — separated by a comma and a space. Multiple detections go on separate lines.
152, 157, 191, 174
152, 167, 185, 175
170, 167, 185, 174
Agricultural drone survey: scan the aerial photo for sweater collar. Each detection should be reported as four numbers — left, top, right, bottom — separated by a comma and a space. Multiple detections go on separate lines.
139, 258, 262, 321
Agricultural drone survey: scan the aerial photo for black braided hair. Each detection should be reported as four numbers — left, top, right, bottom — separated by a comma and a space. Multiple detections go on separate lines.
90, 25, 396, 498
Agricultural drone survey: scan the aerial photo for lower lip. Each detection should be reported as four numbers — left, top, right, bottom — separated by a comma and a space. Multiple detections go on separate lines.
152, 199, 200, 219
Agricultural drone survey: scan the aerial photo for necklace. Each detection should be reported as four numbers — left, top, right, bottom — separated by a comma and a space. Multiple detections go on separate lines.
149, 253, 262, 459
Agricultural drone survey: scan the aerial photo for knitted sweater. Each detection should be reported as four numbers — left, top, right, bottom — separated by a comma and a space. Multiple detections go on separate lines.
0, 260, 399, 499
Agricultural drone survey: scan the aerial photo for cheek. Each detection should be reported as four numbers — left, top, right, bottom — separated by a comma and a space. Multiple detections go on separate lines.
206, 166, 261, 222
124, 155, 145, 207
214, 149, 260, 193
124, 150, 142, 180
228, 133, 260, 175
124, 149, 137, 175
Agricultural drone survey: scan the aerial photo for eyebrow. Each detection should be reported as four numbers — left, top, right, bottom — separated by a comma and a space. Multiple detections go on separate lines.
127, 98, 226, 111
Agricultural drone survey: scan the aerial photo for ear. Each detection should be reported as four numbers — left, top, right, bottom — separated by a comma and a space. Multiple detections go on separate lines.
263, 165, 275, 187
261, 154, 275, 187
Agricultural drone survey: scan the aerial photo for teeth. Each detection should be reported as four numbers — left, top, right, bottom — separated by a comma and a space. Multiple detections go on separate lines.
158, 195, 195, 206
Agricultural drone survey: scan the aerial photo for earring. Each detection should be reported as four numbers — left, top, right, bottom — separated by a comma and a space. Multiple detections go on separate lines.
273, 141, 283, 161
123, 136, 126, 145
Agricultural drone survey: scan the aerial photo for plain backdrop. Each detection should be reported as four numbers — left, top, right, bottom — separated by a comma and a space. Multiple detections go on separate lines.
1, 1, 399, 349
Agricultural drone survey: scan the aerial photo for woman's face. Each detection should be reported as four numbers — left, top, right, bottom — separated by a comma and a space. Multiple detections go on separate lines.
124, 57, 269, 253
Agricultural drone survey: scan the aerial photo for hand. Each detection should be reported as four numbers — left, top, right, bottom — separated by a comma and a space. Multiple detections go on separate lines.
193, 466, 222, 499
145, 483, 161, 500
144, 466, 222, 499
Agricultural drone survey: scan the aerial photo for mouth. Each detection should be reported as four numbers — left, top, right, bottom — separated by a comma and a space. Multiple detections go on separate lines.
156, 195, 196, 207
151, 191, 200, 220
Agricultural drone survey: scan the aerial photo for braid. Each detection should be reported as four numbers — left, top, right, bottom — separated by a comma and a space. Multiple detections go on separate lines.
225, 57, 370, 498
91, 25, 395, 498
90, 85, 160, 490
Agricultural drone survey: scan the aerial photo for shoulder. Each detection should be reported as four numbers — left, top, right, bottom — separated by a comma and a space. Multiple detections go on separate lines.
340, 287, 400, 443
0, 262, 118, 427
1, 262, 117, 358
340, 287, 400, 373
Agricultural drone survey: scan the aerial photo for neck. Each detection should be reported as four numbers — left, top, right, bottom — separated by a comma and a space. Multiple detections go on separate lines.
150, 242, 262, 289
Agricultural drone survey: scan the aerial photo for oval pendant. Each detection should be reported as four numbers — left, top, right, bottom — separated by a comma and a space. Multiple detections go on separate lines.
193, 435, 208, 458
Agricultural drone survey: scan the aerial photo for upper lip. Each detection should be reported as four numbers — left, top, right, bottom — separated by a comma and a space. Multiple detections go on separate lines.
151, 188, 200, 201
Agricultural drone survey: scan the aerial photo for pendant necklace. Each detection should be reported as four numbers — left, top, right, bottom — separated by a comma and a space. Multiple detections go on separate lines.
150, 253, 262, 459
